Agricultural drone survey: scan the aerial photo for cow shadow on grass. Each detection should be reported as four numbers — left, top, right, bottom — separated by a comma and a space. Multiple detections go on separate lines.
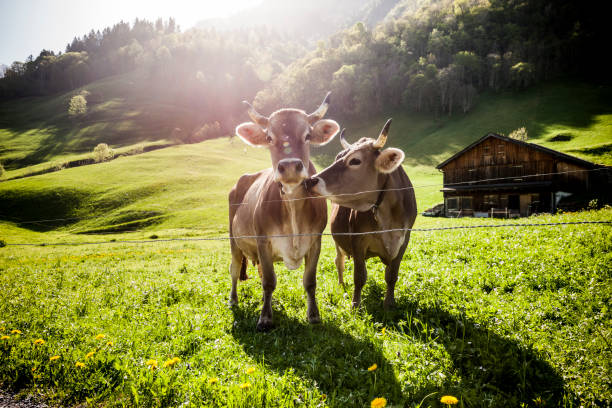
230, 304, 402, 407
360, 281, 568, 407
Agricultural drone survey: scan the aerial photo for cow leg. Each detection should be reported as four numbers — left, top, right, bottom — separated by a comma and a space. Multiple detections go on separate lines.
256, 240, 276, 331
384, 239, 409, 309
303, 238, 322, 324
352, 253, 367, 308
334, 245, 346, 286
228, 252, 243, 306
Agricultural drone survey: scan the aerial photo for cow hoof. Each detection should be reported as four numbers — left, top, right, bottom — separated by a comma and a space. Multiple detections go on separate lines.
256, 321, 274, 332
256, 317, 274, 332
351, 301, 362, 309
228, 297, 238, 307
308, 315, 321, 324
383, 298, 396, 309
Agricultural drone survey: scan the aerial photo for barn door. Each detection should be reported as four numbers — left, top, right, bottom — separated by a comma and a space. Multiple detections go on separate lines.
520, 194, 531, 217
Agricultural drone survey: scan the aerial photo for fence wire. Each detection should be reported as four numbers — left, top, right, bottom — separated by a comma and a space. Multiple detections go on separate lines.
3, 220, 611, 247
1, 167, 608, 226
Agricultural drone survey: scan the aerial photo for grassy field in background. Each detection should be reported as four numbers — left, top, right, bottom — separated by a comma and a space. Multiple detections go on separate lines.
0, 71, 201, 171
329, 81, 612, 168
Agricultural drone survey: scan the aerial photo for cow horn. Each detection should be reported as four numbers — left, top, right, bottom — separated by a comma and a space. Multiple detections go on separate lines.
308, 91, 331, 124
339, 128, 351, 149
372, 118, 392, 149
242, 101, 268, 128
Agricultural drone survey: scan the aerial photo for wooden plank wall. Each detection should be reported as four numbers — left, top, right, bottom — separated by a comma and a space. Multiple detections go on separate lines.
441, 138, 590, 190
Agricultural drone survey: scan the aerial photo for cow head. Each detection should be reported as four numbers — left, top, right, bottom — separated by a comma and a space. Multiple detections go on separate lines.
307, 119, 405, 212
236, 93, 340, 193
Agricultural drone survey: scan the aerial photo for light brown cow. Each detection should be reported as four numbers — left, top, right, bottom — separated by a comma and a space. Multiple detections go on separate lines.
229, 94, 340, 331
307, 119, 417, 308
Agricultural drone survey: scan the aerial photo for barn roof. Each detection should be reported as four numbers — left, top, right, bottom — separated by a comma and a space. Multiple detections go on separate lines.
435, 133, 601, 170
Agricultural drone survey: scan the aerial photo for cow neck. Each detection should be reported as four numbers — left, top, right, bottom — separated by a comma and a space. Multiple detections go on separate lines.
278, 181, 311, 249
371, 175, 389, 217
371, 173, 403, 228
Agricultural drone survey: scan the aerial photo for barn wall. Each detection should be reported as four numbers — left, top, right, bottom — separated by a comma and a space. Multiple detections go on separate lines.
441, 137, 591, 192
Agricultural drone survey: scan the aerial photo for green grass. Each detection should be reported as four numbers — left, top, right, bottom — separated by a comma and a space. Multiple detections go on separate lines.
0, 210, 610, 407
0, 138, 271, 236
0, 71, 201, 171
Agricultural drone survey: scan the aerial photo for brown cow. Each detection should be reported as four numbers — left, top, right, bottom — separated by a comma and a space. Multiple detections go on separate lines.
307, 119, 417, 308
229, 94, 340, 331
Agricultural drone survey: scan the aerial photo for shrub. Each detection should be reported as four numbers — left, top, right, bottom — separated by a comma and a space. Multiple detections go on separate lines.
93, 143, 114, 163
509, 126, 528, 141
192, 121, 222, 142
68, 94, 87, 117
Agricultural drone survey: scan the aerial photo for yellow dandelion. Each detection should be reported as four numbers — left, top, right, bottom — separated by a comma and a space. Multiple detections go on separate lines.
1, 335, 9, 340
11, 329, 22, 335
75, 361, 86, 368
208, 377, 218, 384
321, 394, 327, 401
95, 334, 106, 340
440, 395, 459, 405
49, 355, 60, 362
239, 382, 251, 390
32, 367, 37, 372
85, 351, 95, 359
371, 397, 387, 408
246, 367, 256, 375
34, 338, 45, 345
368, 363, 378, 371
106, 341, 113, 347
381, 327, 386, 335
163, 357, 180, 368
146, 359, 158, 370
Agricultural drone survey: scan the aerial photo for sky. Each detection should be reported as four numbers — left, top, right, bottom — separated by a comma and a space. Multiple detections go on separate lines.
0, 0, 262, 65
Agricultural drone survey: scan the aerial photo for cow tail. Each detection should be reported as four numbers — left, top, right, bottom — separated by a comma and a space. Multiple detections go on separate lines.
239, 256, 248, 281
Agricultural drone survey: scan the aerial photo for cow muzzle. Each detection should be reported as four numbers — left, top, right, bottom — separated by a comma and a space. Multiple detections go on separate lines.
275, 158, 308, 193
304, 176, 330, 197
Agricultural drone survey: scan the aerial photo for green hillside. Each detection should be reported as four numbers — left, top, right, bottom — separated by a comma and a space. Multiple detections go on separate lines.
0, 139, 271, 239
1, 80, 610, 236
0, 71, 206, 172
326, 81, 612, 168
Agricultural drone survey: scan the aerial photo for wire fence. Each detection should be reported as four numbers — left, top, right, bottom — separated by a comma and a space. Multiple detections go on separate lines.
1, 166, 611, 247
1, 167, 608, 226
3, 221, 611, 247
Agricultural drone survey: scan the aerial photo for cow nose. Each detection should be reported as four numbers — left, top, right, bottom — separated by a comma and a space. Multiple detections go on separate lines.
277, 158, 304, 174
305, 177, 319, 190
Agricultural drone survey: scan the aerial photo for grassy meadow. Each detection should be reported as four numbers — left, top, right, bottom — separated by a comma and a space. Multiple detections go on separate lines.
0, 79, 611, 407
1, 209, 610, 407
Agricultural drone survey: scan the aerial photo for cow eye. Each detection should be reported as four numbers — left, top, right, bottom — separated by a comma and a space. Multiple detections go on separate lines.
348, 158, 361, 166
266, 135, 273, 144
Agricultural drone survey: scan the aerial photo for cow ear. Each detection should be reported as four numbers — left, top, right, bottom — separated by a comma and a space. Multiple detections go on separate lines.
375, 148, 405, 174
310, 119, 340, 145
236, 122, 268, 147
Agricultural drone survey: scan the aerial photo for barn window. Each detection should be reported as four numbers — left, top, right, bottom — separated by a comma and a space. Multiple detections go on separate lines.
500, 195, 509, 208
484, 195, 499, 207
497, 144, 505, 154
461, 196, 473, 210
446, 198, 458, 210
483, 145, 491, 156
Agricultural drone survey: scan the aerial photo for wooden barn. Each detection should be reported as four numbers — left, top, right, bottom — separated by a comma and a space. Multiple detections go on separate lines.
436, 133, 611, 217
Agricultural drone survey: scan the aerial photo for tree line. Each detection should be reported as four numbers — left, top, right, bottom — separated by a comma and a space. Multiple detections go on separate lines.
255, 0, 604, 119
0, 0, 605, 134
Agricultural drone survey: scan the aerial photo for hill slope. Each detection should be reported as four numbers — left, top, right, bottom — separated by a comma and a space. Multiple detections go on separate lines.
319, 81, 612, 167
